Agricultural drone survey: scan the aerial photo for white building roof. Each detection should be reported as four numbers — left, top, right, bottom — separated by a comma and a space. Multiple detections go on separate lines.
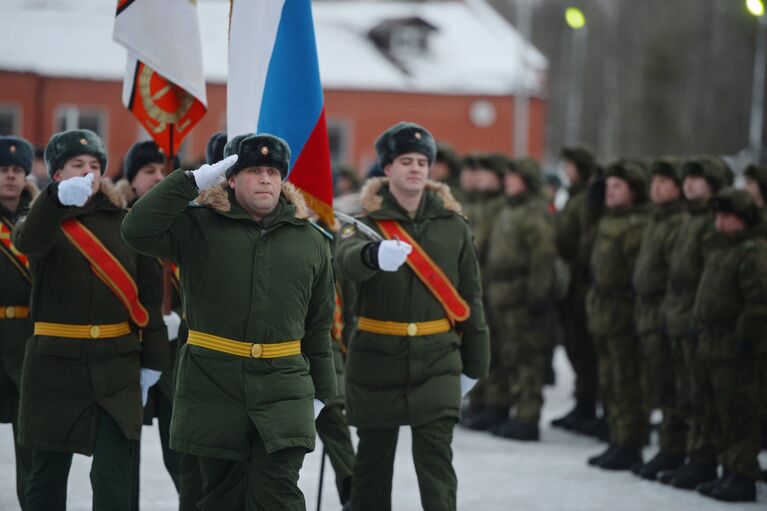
1, 0, 547, 97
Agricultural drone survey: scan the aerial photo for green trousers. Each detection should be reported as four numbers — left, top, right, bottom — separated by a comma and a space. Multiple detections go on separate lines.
197, 427, 306, 511
179, 453, 204, 511
640, 331, 687, 457
316, 403, 355, 503
351, 418, 457, 511
697, 356, 762, 480
25, 409, 138, 511
12, 418, 32, 510
593, 334, 646, 447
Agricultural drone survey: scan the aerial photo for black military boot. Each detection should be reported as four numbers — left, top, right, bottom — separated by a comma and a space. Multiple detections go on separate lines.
633, 452, 685, 481
669, 460, 717, 490
699, 473, 757, 502
491, 417, 540, 441
459, 407, 507, 431
550, 401, 596, 431
587, 444, 617, 466
597, 445, 642, 471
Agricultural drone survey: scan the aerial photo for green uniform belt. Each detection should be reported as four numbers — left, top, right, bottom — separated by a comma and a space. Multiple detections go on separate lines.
357, 317, 452, 337
187, 330, 301, 359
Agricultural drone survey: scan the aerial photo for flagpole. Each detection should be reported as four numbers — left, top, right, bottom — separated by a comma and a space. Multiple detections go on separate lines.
161, 124, 175, 316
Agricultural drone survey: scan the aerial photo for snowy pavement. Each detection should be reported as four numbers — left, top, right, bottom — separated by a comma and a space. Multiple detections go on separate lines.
0, 347, 764, 510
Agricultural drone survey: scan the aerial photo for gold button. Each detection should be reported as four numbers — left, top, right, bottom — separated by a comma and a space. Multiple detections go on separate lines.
89, 325, 101, 338
250, 343, 263, 358
5, 306, 15, 319
406, 323, 418, 337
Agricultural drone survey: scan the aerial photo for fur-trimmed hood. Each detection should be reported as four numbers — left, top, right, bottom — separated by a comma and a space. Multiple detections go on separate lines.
193, 180, 309, 220
115, 178, 137, 206
358, 177, 463, 216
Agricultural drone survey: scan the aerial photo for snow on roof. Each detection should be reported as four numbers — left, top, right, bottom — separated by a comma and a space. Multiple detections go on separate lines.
0, 0, 547, 96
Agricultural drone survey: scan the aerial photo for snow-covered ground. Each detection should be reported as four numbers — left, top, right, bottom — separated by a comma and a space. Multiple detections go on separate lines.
0, 347, 764, 510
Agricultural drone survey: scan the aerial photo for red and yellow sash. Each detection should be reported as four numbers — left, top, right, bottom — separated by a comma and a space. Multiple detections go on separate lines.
332, 286, 347, 353
61, 219, 149, 327
157, 258, 181, 295
0, 216, 30, 283
375, 219, 470, 323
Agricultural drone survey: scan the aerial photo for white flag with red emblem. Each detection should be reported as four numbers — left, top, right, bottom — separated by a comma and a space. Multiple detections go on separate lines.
113, 0, 207, 157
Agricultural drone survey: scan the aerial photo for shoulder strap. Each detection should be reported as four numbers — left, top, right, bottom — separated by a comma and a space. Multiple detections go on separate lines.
0, 216, 31, 284
61, 219, 149, 327
375, 219, 470, 323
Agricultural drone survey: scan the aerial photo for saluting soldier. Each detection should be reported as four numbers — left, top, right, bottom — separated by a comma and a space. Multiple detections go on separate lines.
0, 135, 38, 509
117, 140, 184, 502
12, 129, 170, 511
631, 157, 688, 480
585, 160, 649, 471
692, 188, 767, 502
336, 122, 490, 511
658, 156, 733, 489
121, 133, 337, 510
485, 157, 557, 441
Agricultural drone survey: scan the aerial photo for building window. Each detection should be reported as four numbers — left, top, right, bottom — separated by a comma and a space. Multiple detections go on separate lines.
327, 118, 351, 166
54, 105, 108, 142
0, 104, 21, 135
390, 25, 428, 57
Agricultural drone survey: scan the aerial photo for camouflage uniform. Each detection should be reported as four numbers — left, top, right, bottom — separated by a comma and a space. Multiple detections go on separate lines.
485, 159, 557, 439
660, 157, 733, 488
692, 188, 766, 501
632, 158, 688, 476
586, 161, 648, 467
554, 146, 601, 430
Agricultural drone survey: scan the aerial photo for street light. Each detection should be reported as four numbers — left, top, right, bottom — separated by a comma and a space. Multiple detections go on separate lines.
747, 0, 766, 162
564, 7, 587, 144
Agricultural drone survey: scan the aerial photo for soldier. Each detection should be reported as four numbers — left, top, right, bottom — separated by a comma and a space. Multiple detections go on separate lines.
116, 140, 184, 503
631, 157, 688, 480
657, 156, 733, 489
743, 163, 767, 451
431, 142, 464, 202
458, 153, 509, 431
552, 146, 602, 435
12, 129, 170, 511
485, 157, 557, 441
691, 188, 767, 502
336, 122, 489, 511
122, 133, 337, 510
585, 160, 649, 470
0, 136, 38, 509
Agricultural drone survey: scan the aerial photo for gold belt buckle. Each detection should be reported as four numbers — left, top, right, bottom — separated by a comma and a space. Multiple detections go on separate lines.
5, 306, 15, 319
250, 343, 264, 358
406, 322, 418, 337
89, 325, 101, 339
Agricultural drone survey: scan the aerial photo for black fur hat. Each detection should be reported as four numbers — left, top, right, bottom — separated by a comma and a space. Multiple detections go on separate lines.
44, 129, 107, 177
0, 136, 34, 175
223, 133, 291, 178
375, 122, 436, 169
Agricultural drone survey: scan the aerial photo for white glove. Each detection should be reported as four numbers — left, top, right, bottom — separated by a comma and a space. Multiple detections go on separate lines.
58, 173, 94, 206
163, 311, 181, 342
140, 368, 162, 406
313, 399, 325, 419
460, 374, 478, 398
191, 154, 238, 191
377, 240, 412, 271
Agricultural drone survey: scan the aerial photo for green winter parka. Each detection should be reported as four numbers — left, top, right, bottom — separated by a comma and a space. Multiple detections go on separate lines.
336, 178, 490, 429
11, 180, 169, 454
0, 181, 38, 422
586, 205, 648, 338
121, 170, 336, 461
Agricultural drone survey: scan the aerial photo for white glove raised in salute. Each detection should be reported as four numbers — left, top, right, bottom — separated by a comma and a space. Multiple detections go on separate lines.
57, 173, 94, 207
378, 240, 412, 272
191, 154, 238, 191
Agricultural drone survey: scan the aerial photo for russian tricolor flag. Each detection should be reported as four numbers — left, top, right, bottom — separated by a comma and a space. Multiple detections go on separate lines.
228, 0, 334, 226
